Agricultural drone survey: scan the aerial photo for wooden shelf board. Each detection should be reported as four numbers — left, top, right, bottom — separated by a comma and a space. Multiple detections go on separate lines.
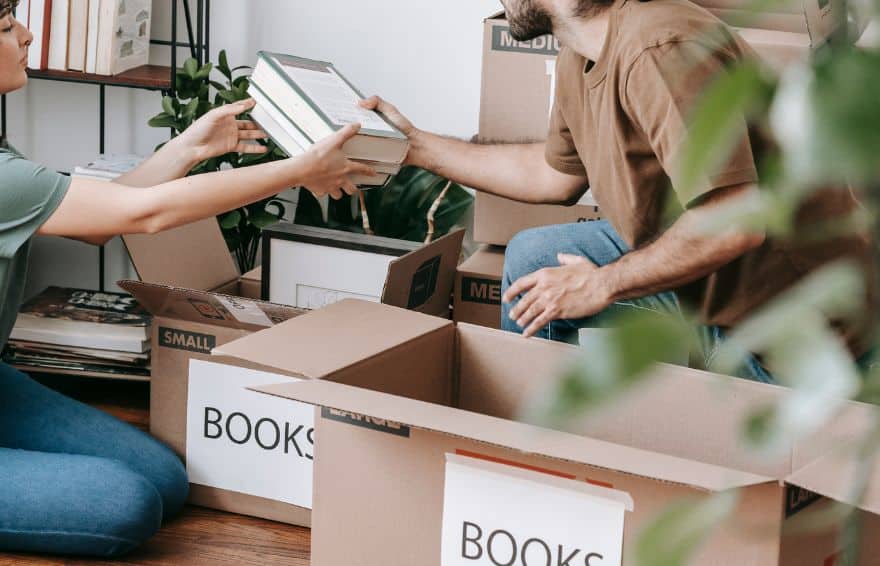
27, 65, 173, 91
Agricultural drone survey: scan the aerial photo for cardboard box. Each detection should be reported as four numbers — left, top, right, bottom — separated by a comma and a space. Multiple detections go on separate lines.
475, 13, 602, 245
261, 224, 463, 319
123, 218, 261, 299
118, 224, 462, 526
453, 245, 505, 329
204, 300, 880, 565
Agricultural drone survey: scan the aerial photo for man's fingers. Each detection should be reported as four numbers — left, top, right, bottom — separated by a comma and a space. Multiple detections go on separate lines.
329, 188, 344, 200
359, 95, 380, 110
515, 299, 544, 332
508, 290, 537, 321
524, 312, 554, 339
503, 274, 537, 303
558, 253, 589, 266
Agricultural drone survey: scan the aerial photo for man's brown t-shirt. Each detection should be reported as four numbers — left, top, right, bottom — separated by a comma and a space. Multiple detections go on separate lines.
545, 0, 875, 354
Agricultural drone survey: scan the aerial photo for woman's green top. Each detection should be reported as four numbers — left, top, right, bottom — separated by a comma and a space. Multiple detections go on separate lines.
0, 147, 70, 346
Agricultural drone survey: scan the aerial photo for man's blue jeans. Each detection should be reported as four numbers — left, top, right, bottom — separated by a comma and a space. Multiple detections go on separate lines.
501, 220, 775, 383
0, 363, 189, 557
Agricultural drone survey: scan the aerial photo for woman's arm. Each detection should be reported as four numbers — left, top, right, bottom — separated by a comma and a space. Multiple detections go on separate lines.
37, 124, 374, 240
115, 99, 267, 188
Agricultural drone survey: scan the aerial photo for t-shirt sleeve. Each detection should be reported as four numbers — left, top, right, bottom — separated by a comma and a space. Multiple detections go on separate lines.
544, 57, 588, 178
622, 40, 758, 207
0, 150, 70, 259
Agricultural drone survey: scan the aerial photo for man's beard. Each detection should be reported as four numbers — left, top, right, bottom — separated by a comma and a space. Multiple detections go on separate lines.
506, 0, 554, 41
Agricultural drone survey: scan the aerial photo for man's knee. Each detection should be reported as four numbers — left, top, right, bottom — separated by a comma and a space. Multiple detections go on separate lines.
504, 226, 558, 283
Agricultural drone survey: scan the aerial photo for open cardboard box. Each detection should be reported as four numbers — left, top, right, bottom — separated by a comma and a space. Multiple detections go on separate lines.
118, 223, 463, 526
202, 299, 880, 565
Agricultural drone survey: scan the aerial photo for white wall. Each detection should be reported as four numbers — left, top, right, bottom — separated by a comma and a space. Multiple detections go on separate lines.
11, 0, 499, 296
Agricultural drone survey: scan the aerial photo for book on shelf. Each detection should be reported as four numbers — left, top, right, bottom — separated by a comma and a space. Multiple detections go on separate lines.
25, 0, 152, 75
47, 0, 69, 71
248, 51, 409, 187
67, 0, 89, 72
9, 287, 151, 353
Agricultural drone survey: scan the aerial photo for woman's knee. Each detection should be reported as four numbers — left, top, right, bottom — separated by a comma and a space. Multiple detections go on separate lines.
82, 459, 164, 557
135, 438, 189, 520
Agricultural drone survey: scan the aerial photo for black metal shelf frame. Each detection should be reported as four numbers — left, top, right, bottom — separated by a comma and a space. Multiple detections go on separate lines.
0, 0, 210, 292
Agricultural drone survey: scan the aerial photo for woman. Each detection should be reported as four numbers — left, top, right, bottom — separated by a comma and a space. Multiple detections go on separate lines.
0, 1, 375, 557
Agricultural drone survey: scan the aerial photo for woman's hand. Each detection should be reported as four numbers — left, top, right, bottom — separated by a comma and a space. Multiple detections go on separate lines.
176, 98, 268, 163
298, 124, 378, 200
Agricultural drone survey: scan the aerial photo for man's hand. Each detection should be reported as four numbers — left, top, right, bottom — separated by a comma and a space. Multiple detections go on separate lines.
503, 253, 614, 338
176, 99, 268, 163
359, 96, 420, 165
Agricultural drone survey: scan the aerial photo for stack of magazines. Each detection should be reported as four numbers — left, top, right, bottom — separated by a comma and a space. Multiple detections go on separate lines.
3, 287, 151, 379
72, 154, 144, 182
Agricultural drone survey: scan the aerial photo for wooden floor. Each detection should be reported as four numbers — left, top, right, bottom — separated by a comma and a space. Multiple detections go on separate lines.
0, 375, 311, 566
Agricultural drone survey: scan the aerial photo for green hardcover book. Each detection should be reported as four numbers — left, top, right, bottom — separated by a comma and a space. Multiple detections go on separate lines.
250, 51, 410, 165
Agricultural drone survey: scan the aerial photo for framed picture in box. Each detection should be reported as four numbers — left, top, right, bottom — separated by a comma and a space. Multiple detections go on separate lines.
262, 224, 430, 310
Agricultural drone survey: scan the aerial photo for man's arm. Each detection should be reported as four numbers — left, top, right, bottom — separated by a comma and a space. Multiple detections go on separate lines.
504, 184, 766, 336
360, 96, 588, 205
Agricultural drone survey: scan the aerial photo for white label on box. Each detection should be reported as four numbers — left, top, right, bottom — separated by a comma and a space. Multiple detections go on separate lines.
215, 295, 274, 327
441, 454, 632, 566
186, 359, 315, 508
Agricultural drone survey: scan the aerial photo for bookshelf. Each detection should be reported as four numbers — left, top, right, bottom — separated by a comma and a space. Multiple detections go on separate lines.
0, 0, 212, 292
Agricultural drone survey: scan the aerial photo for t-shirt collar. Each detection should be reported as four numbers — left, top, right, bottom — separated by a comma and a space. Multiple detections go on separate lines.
584, 0, 624, 88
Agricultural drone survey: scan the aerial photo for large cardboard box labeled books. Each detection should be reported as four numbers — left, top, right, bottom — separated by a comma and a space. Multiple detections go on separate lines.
201, 300, 880, 566
453, 245, 505, 329
119, 223, 463, 526
474, 0, 835, 246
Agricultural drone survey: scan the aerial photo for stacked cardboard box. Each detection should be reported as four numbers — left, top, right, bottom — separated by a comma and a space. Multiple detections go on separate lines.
200, 299, 880, 565
119, 222, 463, 526
459, 0, 835, 330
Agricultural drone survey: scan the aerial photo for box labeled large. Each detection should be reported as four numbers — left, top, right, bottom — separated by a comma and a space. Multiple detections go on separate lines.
208, 300, 880, 566
453, 245, 505, 329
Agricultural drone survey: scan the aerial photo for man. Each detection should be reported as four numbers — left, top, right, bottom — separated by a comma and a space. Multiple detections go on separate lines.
362, 0, 874, 381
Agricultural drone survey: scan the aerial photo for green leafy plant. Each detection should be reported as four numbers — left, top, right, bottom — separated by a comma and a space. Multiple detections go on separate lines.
294, 166, 473, 242
148, 50, 291, 273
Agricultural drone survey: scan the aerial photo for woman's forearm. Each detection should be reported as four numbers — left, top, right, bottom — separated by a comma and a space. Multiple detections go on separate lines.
114, 137, 201, 188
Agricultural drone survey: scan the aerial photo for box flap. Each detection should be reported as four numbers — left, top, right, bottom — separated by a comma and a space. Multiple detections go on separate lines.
119, 280, 303, 330
803, 0, 837, 45
486, 10, 505, 21
122, 218, 239, 291
213, 299, 453, 379
458, 245, 505, 277
786, 433, 880, 515
381, 229, 464, 317
253, 379, 775, 492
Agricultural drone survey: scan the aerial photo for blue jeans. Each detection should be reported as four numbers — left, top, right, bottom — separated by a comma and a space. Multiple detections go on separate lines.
501, 221, 775, 383
0, 363, 189, 557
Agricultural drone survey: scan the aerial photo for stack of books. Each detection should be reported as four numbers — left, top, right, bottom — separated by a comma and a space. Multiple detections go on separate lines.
3, 287, 151, 379
20, 0, 152, 75
247, 51, 410, 188
72, 153, 144, 181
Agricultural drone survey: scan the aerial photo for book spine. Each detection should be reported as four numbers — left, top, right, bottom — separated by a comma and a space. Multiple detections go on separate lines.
46, 0, 69, 71
84, 0, 98, 73
40, 0, 52, 70
26, 0, 43, 69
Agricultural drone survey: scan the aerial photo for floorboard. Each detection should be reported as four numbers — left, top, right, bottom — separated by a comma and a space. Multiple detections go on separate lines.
0, 374, 312, 565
